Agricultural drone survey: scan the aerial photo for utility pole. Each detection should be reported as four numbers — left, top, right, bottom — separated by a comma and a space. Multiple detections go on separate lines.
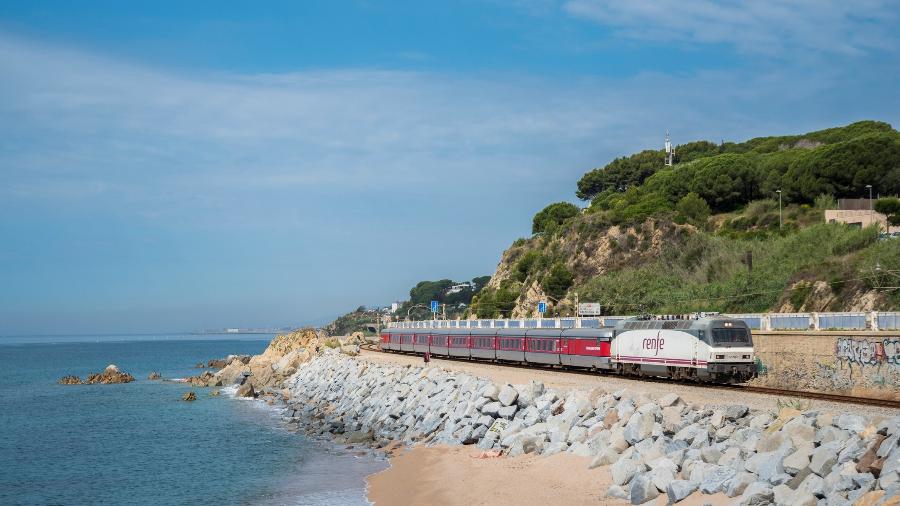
776, 190, 782, 229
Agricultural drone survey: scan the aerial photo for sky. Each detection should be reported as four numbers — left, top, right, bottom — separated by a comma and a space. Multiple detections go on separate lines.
1, 1, 899, 335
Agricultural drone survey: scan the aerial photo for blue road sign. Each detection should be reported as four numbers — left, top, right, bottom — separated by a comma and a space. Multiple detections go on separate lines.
431, 300, 439, 312
538, 301, 547, 314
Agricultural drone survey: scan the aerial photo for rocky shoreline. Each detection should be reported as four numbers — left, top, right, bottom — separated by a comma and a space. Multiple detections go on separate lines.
182, 330, 900, 505
278, 351, 899, 505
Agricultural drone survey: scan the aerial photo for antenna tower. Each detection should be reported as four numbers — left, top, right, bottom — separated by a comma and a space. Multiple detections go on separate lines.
664, 130, 675, 166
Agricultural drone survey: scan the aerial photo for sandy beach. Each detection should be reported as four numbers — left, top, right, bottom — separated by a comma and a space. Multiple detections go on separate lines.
366, 445, 733, 506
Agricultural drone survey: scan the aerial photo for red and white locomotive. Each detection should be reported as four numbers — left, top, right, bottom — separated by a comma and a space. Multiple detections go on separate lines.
380, 316, 756, 383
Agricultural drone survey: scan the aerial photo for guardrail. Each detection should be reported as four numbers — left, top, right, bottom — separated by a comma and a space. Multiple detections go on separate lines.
386, 311, 900, 331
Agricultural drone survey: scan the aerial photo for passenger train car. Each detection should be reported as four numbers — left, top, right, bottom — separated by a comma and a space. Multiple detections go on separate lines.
380, 316, 755, 383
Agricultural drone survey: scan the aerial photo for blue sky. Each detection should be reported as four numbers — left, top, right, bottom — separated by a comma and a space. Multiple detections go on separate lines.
1, 1, 899, 334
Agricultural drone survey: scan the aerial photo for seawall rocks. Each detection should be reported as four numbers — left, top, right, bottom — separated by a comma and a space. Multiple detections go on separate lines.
281, 352, 900, 505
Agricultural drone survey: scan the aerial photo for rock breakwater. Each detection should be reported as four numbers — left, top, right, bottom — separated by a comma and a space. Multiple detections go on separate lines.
282, 352, 900, 505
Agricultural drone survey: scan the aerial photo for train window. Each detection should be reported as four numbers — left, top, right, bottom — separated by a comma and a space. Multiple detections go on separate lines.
711, 328, 751, 346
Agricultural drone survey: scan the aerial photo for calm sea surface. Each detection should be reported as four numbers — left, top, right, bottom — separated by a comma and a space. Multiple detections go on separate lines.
0, 335, 387, 505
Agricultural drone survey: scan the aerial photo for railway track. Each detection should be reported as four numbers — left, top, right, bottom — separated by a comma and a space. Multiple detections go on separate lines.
360, 344, 900, 410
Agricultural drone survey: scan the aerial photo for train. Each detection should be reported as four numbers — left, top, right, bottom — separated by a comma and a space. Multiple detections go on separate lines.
380, 316, 756, 383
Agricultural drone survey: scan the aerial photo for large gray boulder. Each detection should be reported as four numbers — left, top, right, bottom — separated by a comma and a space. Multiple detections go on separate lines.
796, 472, 824, 498
834, 414, 866, 433
657, 393, 680, 408
481, 401, 502, 416
624, 412, 655, 445
666, 480, 698, 503
724, 472, 756, 497
629, 473, 659, 504
809, 444, 838, 476
476, 431, 499, 450
782, 445, 812, 475
497, 404, 517, 420
724, 405, 749, 421
882, 444, 900, 475
662, 406, 686, 433
506, 434, 541, 457
784, 418, 815, 446
756, 431, 790, 453
498, 385, 519, 407
699, 465, 737, 494
647, 456, 677, 473
589, 447, 620, 468
817, 426, 849, 445
606, 484, 628, 500
481, 384, 499, 401
609, 427, 630, 452
737, 482, 774, 506
649, 467, 675, 493
772, 483, 794, 505
611, 458, 643, 486
701, 446, 722, 464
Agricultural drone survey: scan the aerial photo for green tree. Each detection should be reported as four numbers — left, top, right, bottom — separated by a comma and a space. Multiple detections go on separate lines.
542, 263, 574, 300
875, 197, 900, 216
514, 250, 545, 281
493, 287, 519, 316
409, 279, 453, 304
876, 197, 900, 225
532, 202, 580, 234
471, 276, 491, 293
472, 287, 518, 318
675, 192, 711, 225
576, 150, 664, 200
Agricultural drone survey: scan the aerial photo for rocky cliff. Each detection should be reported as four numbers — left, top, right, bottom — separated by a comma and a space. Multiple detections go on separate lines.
186, 328, 364, 397
474, 213, 896, 318
482, 218, 692, 317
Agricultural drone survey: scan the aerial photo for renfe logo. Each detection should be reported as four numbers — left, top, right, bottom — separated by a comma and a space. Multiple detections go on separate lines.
642, 333, 665, 356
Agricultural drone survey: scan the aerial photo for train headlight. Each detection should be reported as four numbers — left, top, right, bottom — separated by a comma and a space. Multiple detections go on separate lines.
742, 354, 750, 359
715, 355, 725, 360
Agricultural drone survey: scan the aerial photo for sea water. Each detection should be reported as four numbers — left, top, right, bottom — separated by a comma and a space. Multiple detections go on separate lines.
0, 335, 387, 505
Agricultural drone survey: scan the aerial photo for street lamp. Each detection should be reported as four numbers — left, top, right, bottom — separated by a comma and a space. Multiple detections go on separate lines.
776, 190, 782, 229
406, 304, 430, 321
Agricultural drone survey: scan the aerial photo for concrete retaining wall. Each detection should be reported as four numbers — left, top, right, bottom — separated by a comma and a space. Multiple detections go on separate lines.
752, 331, 900, 400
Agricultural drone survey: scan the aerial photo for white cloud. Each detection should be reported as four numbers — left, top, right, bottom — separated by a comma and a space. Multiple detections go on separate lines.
563, 0, 899, 56
0, 30, 896, 230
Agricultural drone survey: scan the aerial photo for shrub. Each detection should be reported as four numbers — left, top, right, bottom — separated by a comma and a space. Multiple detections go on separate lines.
789, 281, 813, 309
542, 263, 574, 300
675, 192, 711, 225
813, 194, 837, 210
532, 202, 581, 235
514, 250, 545, 282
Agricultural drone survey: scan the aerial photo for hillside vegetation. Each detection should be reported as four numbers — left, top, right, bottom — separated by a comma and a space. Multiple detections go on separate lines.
471, 121, 900, 318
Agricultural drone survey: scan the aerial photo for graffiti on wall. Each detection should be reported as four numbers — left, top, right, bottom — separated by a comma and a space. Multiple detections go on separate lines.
835, 337, 900, 367
885, 339, 900, 366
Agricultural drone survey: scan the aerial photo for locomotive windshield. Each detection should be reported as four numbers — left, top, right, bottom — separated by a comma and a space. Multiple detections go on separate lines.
711, 327, 751, 346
